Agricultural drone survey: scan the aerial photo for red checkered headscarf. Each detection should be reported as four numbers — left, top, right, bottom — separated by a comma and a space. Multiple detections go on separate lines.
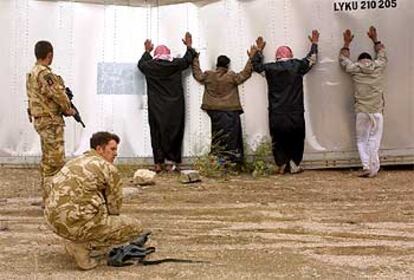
275, 46, 293, 60
154, 45, 173, 61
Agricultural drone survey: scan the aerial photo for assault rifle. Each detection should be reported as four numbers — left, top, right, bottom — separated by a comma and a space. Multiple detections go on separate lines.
65, 87, 86, 128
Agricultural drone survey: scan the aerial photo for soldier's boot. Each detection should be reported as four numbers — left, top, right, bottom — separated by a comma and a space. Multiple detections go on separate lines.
90, 247, 109, 262
65, 242, 98, 270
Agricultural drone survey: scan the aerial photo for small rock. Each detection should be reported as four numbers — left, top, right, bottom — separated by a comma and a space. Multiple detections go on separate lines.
133, 169, 156, 186
180, 170, 201, 184
123, 187, 140, 198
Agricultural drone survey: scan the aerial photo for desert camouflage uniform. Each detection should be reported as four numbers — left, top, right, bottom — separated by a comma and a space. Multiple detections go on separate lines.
26, 63, 71, 200
45, 149, 143, 249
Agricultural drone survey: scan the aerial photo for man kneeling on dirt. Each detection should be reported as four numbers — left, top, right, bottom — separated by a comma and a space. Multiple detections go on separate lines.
44, 131, 145, 270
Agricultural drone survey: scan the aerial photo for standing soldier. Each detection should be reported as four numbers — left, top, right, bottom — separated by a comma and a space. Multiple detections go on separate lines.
26, 41, 75, 206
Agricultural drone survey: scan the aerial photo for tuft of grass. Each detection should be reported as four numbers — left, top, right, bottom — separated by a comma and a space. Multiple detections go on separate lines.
243, 138, 276, 177
193, 136, 238, 178
194, 153, 227, 178
192, 135, 276, 178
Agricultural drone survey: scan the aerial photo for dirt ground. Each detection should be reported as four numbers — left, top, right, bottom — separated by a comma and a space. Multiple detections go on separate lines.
0, 166, 413, 280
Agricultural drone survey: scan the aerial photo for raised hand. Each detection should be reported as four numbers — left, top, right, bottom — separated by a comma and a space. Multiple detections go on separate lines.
182, 32, 192, 47
367, 26, 378, 43
308, 30, 320, 44
255, 36, 266, 51
144, 39, 154, 52
343, 29, 354, 47
63, 108, 76, 117
247, 45, 259, 58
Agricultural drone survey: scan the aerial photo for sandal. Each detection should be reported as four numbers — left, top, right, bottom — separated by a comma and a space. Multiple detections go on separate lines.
166, 164, 180, 173
150, 164, 163, 174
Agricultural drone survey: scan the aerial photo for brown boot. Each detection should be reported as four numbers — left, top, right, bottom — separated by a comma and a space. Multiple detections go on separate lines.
65, 242, 98, 270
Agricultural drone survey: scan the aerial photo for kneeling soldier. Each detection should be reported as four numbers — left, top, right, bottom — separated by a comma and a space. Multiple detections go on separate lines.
45, 131, 146, 270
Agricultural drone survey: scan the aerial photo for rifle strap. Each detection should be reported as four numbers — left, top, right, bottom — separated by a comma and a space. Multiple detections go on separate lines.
139, 258, 209, 266
107, 232, 208, 267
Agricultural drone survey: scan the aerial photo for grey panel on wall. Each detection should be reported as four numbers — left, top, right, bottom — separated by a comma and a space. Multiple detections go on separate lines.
97, 62, 145, 95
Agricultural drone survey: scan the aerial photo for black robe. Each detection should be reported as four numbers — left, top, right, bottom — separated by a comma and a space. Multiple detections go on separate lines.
252, 44, 318, 167
206, 110, 244, 164
138, 48, 196, 164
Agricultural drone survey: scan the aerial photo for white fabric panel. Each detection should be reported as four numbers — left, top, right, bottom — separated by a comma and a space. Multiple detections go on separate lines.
38, 0, 210, 7
0, 0, 413, 164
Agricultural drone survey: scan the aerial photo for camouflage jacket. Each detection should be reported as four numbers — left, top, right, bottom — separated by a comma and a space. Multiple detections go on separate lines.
26, 63, 71, 125
45, 149, 123, 236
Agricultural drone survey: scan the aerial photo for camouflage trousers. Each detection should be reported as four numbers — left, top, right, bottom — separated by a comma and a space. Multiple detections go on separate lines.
88, 215, 143, 249
46, 211, 143, 250
34, 119, 65, 200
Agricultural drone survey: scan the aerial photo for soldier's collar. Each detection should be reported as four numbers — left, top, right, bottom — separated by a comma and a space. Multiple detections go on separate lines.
35, 62, 51, 70
85, 149, 100, 157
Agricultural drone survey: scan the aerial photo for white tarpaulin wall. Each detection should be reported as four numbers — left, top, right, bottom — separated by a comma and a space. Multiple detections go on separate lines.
1, 0, 413, 166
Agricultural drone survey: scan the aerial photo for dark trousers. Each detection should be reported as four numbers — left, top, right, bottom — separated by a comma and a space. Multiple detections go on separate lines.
269, 112, 305, 167
207, 110, 244, 164
148, 110, 184, 164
